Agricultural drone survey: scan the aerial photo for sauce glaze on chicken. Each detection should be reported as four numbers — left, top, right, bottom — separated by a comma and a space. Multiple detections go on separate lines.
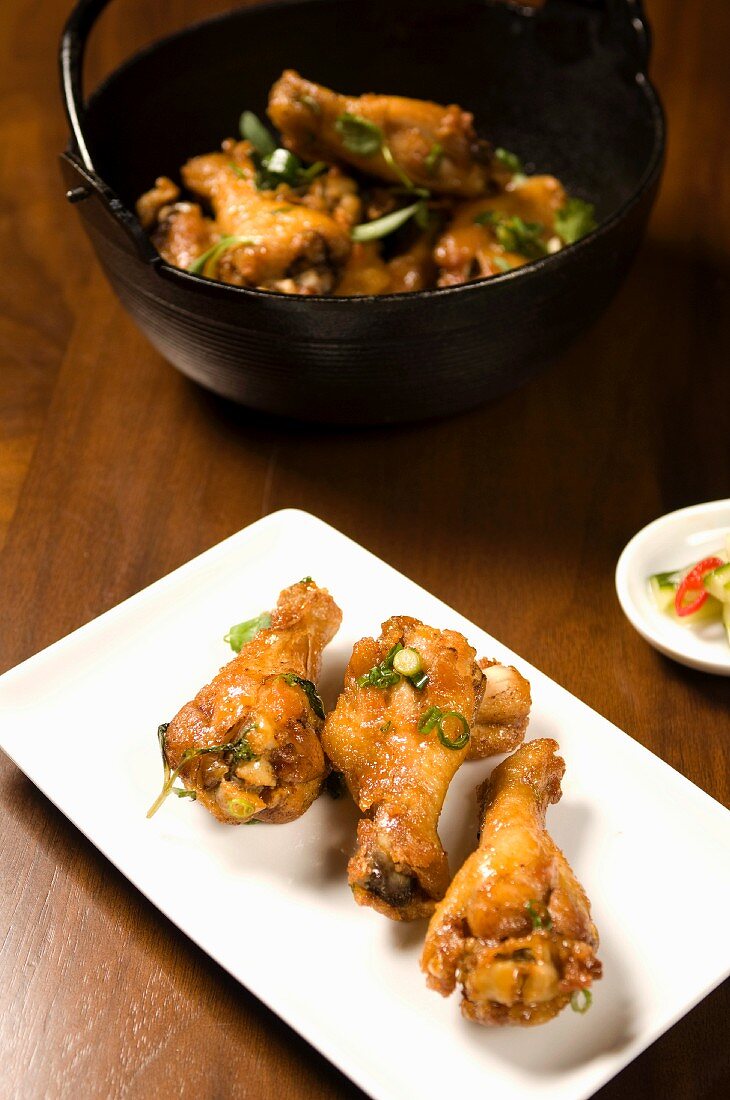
136, 71, 596, 296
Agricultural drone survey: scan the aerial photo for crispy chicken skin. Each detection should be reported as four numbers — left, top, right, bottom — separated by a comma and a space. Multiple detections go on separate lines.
180, 140, 352, 293
469, 657, 531, 759
421, 739, 601, 1025
269, 70, 493, 198
435, 174, 567, 285
163, 580, 342, 824
322, 616, 485, 920
135, 175, 181, 230
151, 202, 216, 271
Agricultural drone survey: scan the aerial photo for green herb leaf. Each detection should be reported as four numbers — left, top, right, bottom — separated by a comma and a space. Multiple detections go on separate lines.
351, 202, 423, 243
224, 612, 272, 654
380, 720, 393, 733
425, 142, 444, 176
280, 673, 325, 720
262, 147, 302, 185
188, 235, 257, 277
526, 899, 553, 930
325, 770, 346, 799
494, 256, 514, 273
335, 112, 384, 156
298, 160, 327, 182
240, 110, 277, 156
474, 210, 547, 259
570, 989, 593, 1014
555, 198, 597, 245
417, 705, 443, 734
494, 147, 524, 176
381, 142, 418, 192
300, 576, 314, 584
173, 788, 197, 800
357, 643, 404, 688
147, 726, 256, 819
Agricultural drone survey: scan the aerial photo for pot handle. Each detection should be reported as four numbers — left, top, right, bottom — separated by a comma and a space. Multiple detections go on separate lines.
60, 0, 116, 171
543, 0, 652, 71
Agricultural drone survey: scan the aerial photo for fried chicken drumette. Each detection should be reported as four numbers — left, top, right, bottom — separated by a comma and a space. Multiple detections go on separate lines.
150, 579, 342, 824
322, 616, 485, 920
421, 738, 601, 1025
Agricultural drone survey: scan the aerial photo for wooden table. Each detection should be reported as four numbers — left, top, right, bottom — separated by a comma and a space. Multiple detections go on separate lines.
1, 1, 728, 1096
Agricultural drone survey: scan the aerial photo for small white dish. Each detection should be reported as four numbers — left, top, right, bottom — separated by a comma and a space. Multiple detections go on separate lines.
616, 499, 730, 675
1, 509, 729, 1100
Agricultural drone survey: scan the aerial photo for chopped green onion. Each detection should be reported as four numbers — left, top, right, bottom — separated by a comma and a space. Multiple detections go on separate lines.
298, 160, 327, 182
262, 146, 302, 185
240, 110, 277, 156
357, 642, 403, 688
555, 198, 597, 245
570, 989, 593, 1014
173, 788, 197, 800
381, 142, 417, 191
409, 670, 429, 691
224, 611, 271, 653
300, 576, 314, 584
437, 711, 470, 750
335, 112, 384, 156
526, 899, 553, 930
351, 202, 423, 242
392, 647, 422, 678
222, 793, 258, 821
474, 210, 547, 259
494, 147, 525, 177
494, 256, 514, 273
425, 142, 444, 175
417, 706, 470, 749
280, 673, 325, 720
189, 235, 257, 277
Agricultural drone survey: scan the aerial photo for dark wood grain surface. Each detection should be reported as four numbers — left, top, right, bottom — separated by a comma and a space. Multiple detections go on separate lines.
1, 1, 728, 1097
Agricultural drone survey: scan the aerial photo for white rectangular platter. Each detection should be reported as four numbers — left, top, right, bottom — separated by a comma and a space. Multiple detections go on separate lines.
1, 509, 729, 1100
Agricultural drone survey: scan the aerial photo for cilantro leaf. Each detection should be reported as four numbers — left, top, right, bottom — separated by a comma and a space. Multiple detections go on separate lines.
335, 112, 384, 156
224, 612, 271, 653
555, 198, 597, 245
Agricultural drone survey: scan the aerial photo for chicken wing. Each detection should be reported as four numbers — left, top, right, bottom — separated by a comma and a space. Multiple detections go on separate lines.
268, 70, 493, 198
469, 657, 531, 759
421, 739, 601, 1025
322, 616, 485, 920
151, 579, 342, 824
435, 174, 567, 285
181, 140, 352, 293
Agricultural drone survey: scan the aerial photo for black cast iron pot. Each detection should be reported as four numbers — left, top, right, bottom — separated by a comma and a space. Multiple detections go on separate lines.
60, 0, 665, 424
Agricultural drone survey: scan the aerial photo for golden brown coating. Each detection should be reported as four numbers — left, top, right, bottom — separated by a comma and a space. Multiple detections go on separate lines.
150, 202, 216, 271
322, 616, 485, 920
162, 580, 342, 824
135, 175, 181, 230
421, 739, 601, 1025
468, 657, 531, 759
181, 141, 352, 293
268, 70, 493, 198
435, 175, 567, 286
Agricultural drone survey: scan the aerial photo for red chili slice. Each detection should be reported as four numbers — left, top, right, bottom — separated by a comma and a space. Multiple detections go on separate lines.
674, 556, 724, 617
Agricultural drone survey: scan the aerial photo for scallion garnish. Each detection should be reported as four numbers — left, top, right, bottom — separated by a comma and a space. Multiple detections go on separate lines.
188, 235, 257, 278
526, 899, 553, 930
357, 643, 429, 690
280, 673, 325, 719
473, 210, 547, 259
425, 142, 444, 176
240, 110, 277, 156
570, 989, 593, 1014
392, 647, 422, 678
335, 112, 384, 156
417, 706, 470, 749
494, 146, 525, 179
300, 576, 314, 584
351, 202, 425, 242
224, 611, 272, 653
147, 725, 256, 819
554, 197, 597, 245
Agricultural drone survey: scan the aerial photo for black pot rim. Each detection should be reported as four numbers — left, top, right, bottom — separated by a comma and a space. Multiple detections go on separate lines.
71, 0, 666, 307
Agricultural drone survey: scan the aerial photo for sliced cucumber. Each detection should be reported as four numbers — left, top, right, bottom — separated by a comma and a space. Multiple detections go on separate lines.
724, 602, 730, 646
704, 562, 730, 604
649, 575, 677, 613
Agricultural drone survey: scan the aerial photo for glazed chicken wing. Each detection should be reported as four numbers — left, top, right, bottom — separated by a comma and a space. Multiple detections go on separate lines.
151, 579, 342, 824
180, 141, 352, 293
269, 70, 493, 198
421, 739, 601, 1025
435, 174, 567, 285
322, 616, 485, 920
469, 657, 531, 759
